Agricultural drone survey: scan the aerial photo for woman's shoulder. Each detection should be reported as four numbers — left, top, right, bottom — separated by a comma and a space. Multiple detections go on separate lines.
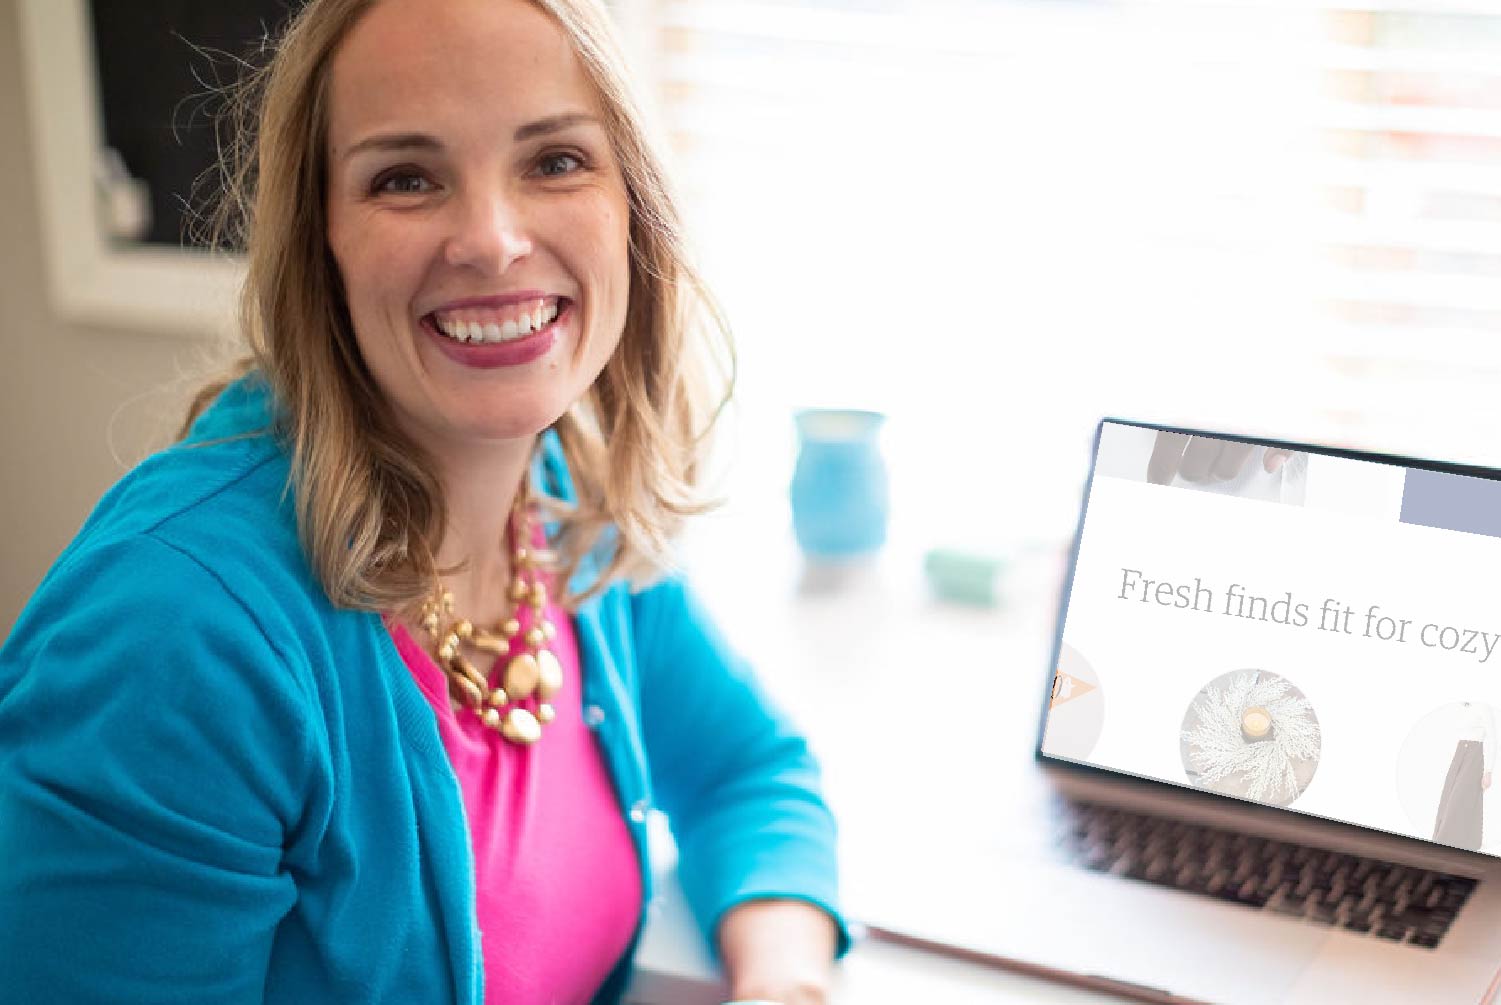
87, 433, 286, 549
21, 376, 316, 651
0, 481, 327, 863
78, 409, 294, 577
3, 423, 333, 758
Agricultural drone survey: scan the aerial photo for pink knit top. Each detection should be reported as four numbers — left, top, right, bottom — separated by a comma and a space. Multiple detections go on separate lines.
389, 586, 642, 1003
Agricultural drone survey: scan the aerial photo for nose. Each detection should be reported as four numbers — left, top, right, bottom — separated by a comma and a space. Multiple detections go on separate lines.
441, 186, 533, 274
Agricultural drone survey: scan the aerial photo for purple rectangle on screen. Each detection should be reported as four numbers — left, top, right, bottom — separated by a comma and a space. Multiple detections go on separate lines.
1399, 467, 1501, 540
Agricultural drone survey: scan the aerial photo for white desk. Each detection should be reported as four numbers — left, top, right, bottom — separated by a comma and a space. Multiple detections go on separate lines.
627, 507, 1134, 1003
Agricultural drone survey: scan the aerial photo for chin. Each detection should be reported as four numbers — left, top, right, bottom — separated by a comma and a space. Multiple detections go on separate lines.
463, 405, 574, 444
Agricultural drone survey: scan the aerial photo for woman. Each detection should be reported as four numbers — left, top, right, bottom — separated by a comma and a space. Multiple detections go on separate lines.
0, 0, 845, 1002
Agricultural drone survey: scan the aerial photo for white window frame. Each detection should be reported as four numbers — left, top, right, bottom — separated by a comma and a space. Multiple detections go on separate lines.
17, 0, 243, 339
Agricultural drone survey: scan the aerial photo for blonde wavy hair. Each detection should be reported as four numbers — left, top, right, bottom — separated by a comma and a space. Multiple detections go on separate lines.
184, 0, 733, 612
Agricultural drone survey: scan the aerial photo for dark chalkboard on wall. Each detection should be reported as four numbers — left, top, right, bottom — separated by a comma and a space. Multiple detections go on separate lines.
87, 0, 299, 248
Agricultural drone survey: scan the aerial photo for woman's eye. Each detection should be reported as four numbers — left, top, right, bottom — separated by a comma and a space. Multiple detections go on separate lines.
536, 152, 583, 178
373, 171, 433, 195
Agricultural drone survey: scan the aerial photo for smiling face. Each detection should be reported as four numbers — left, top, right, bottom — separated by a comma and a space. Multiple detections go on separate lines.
324, 0, 632, 454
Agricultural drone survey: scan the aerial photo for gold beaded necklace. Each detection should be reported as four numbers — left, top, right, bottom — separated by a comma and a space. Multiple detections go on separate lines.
418, 492, 563, 746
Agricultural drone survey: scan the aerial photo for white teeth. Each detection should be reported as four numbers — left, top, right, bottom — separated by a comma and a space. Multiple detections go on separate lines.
434, 299, 562, 344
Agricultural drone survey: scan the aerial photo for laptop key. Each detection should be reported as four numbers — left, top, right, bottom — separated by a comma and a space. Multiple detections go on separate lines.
1309, 903, 1338, 925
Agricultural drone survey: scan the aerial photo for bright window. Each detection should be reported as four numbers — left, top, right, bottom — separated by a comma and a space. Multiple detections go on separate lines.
631, 0, 1501, 546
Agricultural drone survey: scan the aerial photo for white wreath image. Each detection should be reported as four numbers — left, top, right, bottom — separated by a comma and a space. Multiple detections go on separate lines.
1181, 670, 1321, 804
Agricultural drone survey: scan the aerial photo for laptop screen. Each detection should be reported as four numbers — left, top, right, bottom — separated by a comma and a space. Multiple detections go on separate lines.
1041, 420, 1501, 857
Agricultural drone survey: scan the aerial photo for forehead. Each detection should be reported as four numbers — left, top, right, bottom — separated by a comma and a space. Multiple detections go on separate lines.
325, 0, 600, 145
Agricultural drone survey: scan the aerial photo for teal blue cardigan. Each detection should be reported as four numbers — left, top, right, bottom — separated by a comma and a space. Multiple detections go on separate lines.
0, 377, 845, 1003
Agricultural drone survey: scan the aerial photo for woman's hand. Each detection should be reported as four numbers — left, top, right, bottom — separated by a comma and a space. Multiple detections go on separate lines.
1147, 431, 1297, 486
717, 897, 839, 1005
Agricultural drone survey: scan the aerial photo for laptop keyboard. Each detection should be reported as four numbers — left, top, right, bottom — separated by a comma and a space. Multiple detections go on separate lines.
1058, 800, 1479, 950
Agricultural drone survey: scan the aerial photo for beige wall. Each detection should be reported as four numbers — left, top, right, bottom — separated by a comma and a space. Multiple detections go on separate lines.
1, 4, 209, 638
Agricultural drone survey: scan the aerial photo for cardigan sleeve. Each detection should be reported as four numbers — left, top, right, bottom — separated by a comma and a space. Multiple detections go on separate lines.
630, 574, 851, 958
0, 533, 319, 1004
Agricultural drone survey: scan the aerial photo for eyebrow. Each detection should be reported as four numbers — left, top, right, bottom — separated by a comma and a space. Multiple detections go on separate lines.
513, 111, 600, 142
339, 112, 602, 161
339, 133, 442, 161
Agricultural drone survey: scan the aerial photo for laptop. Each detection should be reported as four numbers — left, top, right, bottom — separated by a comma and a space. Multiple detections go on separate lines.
846, 419, 1501, 1004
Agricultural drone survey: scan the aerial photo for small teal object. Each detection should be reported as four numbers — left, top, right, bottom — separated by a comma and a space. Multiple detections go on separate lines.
790, 408, 889, 558
923, 548, 1004, 606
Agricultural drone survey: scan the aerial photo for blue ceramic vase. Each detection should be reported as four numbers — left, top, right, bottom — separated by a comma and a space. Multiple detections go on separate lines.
790, 409, 889, 558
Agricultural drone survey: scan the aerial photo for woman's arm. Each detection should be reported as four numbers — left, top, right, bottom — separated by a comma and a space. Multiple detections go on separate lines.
718, 897, 839, 1005
0, 535, 317, 1003
629, 576, 849, 980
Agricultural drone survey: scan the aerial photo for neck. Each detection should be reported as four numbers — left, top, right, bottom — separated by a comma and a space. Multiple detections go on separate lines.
425, 434, 538, 627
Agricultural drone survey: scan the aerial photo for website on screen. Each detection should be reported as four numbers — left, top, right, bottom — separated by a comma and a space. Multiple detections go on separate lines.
1044, 422, 1501, 857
